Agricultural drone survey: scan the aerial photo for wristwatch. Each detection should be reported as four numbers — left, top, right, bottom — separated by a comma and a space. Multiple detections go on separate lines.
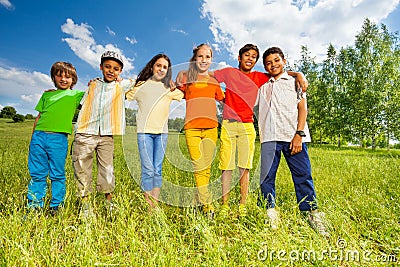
295, 130, 306, 137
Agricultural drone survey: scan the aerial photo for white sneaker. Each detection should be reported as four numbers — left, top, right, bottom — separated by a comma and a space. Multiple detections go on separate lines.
306, 210, 330, 238
266, 208, 279, 230
105, 199, 118, 216
80, 202, 95, 220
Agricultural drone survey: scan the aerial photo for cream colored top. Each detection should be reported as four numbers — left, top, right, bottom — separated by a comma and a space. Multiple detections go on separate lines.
126, 80, 184, 133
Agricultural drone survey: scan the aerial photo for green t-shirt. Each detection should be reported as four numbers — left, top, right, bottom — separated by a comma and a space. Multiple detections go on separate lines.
35, 89, 84, 134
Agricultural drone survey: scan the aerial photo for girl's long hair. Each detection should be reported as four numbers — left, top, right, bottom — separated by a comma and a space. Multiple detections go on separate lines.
187, 43, 212, 84
134, 53, 172, 88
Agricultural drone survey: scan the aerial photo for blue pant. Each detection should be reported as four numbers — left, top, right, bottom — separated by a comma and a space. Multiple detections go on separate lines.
259, 141, 317, 211
27, 131, 68, 208
137, 133, 168, 192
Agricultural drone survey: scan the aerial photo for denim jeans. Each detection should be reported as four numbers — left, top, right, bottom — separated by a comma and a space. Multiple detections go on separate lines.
27, 130, 68, 208
137, 133, 168, 191
259, 141, 317, 211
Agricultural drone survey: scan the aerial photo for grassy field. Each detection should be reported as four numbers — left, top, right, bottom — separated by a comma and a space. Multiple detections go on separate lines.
0, 118, 399, 266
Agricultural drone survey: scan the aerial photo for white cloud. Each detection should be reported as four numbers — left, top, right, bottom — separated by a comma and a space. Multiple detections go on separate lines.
201, 0, 400, 62
106, 26, 116, 36
0, 65, 86, 114
0, 66, 52, 94
125, 36, 138, 45
21, 93, 42, 103
61, 18, 135, 72
171, 28, 189, 36
0, 0, 14, 10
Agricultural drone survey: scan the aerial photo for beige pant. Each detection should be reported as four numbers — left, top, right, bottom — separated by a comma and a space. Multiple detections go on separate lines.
72, 133, 115, 197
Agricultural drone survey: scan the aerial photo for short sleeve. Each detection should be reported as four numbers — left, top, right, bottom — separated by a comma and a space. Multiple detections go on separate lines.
120, 78, 135, 92
126, 86, 139, 101
213, 68, 227, 83
170, 89, 184, 101
75, 91, 85, 106
34, 94, 45, 113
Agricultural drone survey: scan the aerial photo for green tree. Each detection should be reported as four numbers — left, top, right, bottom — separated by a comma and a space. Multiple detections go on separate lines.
25, 114, 35, 120
12, 114, 25, 122
125, 108, 137, 126
0, 106, 17, 118
168, 117, 184, 131
293, 46, 321, 142
350, 19, 400, 148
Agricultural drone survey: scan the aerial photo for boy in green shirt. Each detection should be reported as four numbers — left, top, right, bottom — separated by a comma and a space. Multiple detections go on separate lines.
27, 62, 84, 215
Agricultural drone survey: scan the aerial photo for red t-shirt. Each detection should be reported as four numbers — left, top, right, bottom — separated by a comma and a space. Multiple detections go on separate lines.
179, 74, 224, 129
214, 68, 269, 122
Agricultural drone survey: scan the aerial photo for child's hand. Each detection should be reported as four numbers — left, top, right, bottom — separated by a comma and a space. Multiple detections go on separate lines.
175, 70, 186, 88
88, 77, 101, 86
169, 80, 177, 91
296, 73, 308, 92
44, 88, 56, 92
126, 90, 134, 101
290, 135, 303, 155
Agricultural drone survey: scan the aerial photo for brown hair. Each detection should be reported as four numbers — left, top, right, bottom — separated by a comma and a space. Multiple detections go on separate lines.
238, 44, 260, 68
134, 53, 172, 88
187, 43, 212, 84
262, 47, 285, 66
50, 62, 78, 88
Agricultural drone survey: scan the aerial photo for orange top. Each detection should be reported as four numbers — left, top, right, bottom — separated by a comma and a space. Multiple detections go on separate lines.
179, 74, 224, 129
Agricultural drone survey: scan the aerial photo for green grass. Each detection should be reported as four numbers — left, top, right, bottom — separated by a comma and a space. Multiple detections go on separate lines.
0, 118, 399, 266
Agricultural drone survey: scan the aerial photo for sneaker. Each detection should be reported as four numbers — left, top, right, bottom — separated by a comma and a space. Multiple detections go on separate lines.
238, 204, 248, 218
23, 207, 42, 221
266, 208, 279, 230
207, 210, 215, 220
105, 199, 117, 216
305, 210, 330, 238
80, 202, 94, 220
49, 206, 61, 217
203, 204, 215, 220
219, 204, 230, 219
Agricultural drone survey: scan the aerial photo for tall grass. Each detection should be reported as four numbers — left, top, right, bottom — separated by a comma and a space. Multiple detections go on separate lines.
0, 118, 399, 266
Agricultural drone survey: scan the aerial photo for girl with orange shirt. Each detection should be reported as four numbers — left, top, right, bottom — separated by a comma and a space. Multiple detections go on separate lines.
178, 44, 224, 219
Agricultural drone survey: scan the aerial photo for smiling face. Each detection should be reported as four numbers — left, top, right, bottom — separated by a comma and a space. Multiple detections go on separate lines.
263, 53, 286, 79
195, 46, 212, 74
151, 57, 169, 82
53, 71, 73, 90
100, 59, 123, 82
238, 48, 258, 73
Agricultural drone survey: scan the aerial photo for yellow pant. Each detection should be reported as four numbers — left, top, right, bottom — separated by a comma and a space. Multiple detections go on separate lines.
219, 121, 256, 170
185, 128, 218, 206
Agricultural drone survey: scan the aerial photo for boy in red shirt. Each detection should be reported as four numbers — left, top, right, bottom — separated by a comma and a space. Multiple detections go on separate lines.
211, 44, 308, 218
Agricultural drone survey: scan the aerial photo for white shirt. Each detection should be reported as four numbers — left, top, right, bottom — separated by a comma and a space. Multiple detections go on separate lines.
257, 72, 311, 143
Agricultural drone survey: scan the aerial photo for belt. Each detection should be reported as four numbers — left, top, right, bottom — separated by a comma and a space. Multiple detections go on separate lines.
227, 119, 239, 123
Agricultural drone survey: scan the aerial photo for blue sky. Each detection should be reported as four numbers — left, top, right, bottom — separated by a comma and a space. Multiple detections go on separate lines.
1, 0, 399, 115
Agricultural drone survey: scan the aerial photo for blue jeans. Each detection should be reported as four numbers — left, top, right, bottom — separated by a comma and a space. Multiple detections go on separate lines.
259, 141, 317, 211
137, 133, 168, 191
27, 131, 68, 208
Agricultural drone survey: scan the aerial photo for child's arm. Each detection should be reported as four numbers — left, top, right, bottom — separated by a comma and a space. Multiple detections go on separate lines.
32, 113, 40, 135
175, 71, 186, 90
175, 70, 217, 90
287, 71, 308, 92
126, 87, 138, 101
290, 98, 307, 155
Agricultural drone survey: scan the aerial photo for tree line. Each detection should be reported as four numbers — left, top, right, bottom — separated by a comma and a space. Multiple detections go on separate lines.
292, 19, 400, 149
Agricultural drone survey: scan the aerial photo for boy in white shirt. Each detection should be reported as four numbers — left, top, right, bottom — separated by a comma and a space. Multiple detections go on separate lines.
257, 47, 329, 238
